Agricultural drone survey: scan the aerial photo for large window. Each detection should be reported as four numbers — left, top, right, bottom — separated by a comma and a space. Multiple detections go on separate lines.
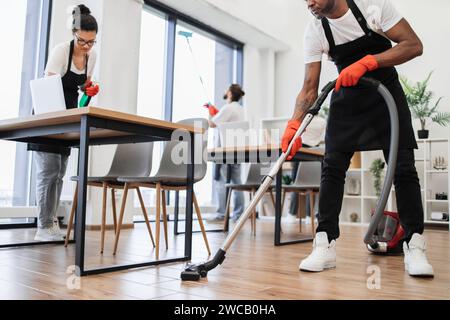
137, 3, 243, 210
0, 0, 51, 210
173, 23, 237, 206
137, 8, 166, 121
0, 1, 28, 206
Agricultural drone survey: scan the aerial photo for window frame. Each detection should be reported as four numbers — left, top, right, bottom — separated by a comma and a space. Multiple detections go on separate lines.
143, 0, 244, 122
9, 0, 53, 208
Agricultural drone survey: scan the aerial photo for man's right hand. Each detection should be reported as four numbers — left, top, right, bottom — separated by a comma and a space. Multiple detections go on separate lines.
281, 119, 303, 160
204, 103, 219, 117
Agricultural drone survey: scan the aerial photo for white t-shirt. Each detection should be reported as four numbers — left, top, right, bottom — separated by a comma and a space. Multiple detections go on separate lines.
304, 0, 403, 64
302, 117, 327, 147
212, 101, 245, 125
45, 41, 97, 77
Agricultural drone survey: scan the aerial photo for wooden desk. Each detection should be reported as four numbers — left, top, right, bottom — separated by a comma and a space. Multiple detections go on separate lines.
206, 144, 325, 246
0, 107, 200, 276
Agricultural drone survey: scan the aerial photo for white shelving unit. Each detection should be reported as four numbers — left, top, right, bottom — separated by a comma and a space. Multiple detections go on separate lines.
340, 138, 449, 230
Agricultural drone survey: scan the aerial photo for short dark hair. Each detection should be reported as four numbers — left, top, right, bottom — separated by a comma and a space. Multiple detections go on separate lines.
72, 4, 98, 33
228, 84, 245, 102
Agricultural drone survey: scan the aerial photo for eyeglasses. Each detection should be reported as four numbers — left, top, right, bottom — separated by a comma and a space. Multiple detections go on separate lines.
74, 33, 97, 47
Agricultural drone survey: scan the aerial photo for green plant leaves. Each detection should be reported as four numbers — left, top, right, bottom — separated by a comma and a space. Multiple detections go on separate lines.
400, 72, 449, 130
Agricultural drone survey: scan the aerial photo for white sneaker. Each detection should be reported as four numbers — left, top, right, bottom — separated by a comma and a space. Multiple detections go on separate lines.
284, 214, 298, 224
34, 224, 66, 242
403, 233, 434, 277
53, 219, 66, 237
299, 232, 336, 272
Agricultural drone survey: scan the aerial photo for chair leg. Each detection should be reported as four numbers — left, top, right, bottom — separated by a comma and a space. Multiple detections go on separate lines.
111, 188, 118, 234
193, 192, 211, 255
252, 189, 257, 236
223, 187, 232, 231
65, 185, 78, 247
100, 183, 108, 254
136, 187, 155, 248
281, 190, 286, 213
298, 193, 302, 233
155, 183, 161, 260
248, 191, 254, 234
161, 190, 169, 251
269, 190, 276, 209
310, 191, 316, 237
113, 183, 129, 255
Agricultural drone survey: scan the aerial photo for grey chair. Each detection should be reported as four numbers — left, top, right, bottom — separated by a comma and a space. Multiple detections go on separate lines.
282, 161, 321, 236
65, 143, 155, 254
223, 163, 276, 236
115, 118, 211, 259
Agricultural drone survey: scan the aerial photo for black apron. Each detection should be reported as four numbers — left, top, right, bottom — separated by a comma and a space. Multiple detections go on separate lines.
322, 0, 417, 153
28, 40, 88, 155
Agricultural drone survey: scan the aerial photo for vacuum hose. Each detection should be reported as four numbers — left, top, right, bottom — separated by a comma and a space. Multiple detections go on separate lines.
180, 77, 399, 281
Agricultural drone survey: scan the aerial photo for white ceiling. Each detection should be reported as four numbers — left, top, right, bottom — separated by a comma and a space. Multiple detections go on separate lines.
153, 0, 290, 51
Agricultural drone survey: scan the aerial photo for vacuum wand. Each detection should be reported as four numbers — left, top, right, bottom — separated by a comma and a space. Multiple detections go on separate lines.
181, 77, 399, 281
181, 80, 336, 281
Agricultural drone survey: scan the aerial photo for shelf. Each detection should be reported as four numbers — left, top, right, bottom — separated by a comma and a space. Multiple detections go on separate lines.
416, 138, 449, 143
424, 220, 449, 225
343, 195, 362, 199
426, 199, 449, 204
426, 170, 448, 174
340, 145, 449, 227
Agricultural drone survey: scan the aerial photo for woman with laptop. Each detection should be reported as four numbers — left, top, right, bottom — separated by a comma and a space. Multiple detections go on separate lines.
30, 4, 100, 241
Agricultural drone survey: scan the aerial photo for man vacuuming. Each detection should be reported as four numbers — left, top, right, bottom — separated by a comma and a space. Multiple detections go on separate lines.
282, 0, 434, 277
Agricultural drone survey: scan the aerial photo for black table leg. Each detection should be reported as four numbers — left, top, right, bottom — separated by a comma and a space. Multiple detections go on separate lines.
75, 115, 90, 276
173, 191, 180, 235
274, 168, 283, 245
184, 132, 195, 260
224, 164, 232, 232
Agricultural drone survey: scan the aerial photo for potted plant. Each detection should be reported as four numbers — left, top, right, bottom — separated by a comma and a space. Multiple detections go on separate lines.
400, 72, 450, 139
370, 158, 385, 196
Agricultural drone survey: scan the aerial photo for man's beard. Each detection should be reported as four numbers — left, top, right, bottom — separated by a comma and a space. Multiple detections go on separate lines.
310, 0, 336, 19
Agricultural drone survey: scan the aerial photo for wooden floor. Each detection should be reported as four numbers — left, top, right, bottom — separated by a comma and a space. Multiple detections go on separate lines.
0, 219, 448, 300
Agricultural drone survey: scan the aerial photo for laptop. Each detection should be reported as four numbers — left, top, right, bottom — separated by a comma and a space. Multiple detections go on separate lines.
30, 74, 67, 114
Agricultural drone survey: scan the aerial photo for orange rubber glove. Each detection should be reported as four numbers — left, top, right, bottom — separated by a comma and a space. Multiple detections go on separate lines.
281, 119, 303, 160
85, 83, 100, 97
204, 103, 219, 117
335, 55, 379, 92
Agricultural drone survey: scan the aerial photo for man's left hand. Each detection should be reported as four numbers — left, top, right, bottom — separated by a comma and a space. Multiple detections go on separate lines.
335, 55, 378, 92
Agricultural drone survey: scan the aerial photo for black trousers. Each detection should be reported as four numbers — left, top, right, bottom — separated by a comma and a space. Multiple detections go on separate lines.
317, 149, 424, 243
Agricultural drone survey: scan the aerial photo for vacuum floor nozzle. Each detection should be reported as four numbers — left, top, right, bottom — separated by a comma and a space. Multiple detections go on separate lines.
180, 270, 202, 281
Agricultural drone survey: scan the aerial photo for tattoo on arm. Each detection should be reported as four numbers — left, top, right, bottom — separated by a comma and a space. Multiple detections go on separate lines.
293, 94, 317, 121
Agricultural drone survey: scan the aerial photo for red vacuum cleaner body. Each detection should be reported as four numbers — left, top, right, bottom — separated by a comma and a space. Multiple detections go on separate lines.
367, 210, 405, 254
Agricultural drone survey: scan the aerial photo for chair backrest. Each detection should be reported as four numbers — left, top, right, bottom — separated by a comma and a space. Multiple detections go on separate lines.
106, 143, 154, 177
242, 163, 264, 184
293, 161, 322, 187
217, 121, 250, 148
155, 118, 209, 181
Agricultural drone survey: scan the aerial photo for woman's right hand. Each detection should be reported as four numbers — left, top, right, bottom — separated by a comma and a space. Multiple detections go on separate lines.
85, 81, 100, 97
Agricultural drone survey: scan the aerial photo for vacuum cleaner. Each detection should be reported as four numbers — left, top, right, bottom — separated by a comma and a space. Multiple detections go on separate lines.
181, 77, 402, 281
